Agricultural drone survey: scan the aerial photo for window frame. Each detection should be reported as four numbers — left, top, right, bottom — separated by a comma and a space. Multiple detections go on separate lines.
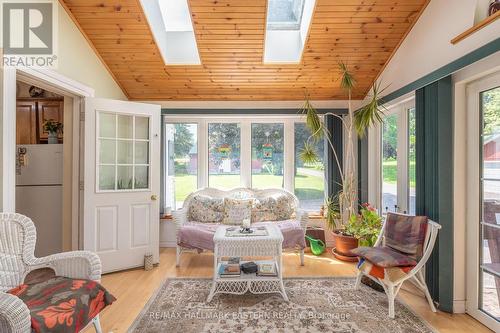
374, 98, 415, 214
162, 114, 325, 211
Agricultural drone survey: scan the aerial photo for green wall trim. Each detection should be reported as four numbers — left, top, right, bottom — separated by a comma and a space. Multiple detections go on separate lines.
378, 37, 500, 106
161, 108, 348, 115
415, 76, 454, 313
357, 136, 368, 204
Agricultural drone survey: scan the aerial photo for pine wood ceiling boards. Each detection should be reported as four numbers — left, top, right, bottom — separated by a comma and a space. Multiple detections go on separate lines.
60, 0, 430, 101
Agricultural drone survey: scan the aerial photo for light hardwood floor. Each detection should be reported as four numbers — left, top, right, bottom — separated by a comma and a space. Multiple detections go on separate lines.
85, 248, 492, 333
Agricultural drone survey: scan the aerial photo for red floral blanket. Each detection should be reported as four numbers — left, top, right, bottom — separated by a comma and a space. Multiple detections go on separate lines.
8, 277, 115, 333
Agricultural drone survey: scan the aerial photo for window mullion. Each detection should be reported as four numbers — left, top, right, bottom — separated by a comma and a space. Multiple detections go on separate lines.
284, 119, 294, 192
240, 121, 252, 188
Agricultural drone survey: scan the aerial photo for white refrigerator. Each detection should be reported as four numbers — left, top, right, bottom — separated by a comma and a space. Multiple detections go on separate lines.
16, 144, 63, 257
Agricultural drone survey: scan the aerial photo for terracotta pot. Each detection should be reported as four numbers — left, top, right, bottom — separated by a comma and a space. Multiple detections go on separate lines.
332, 230, 358, 262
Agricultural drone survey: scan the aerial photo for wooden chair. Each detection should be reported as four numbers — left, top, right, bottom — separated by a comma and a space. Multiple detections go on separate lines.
354, 214, 441, 318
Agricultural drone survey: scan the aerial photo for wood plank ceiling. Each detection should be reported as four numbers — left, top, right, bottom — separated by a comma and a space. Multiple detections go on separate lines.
61, 0, 429, 101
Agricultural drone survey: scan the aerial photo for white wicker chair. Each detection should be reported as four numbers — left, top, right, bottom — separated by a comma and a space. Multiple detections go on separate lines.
174, 188, 309, 267
0, 213, 103, 333
354, 216, 441, 318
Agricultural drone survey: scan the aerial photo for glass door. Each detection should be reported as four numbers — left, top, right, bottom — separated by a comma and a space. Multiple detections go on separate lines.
479, 85, 500, 322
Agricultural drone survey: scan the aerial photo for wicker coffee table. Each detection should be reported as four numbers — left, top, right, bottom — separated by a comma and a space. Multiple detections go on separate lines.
207, 224, 288, 302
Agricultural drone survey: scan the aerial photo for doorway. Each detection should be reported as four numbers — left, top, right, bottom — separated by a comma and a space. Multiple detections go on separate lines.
15, 80, 67, 257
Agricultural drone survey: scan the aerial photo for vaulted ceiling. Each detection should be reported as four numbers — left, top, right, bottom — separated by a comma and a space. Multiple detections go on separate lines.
60, 0, 429, 101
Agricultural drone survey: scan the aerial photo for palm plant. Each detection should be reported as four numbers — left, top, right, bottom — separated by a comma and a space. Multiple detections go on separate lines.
300, 62, 385, 229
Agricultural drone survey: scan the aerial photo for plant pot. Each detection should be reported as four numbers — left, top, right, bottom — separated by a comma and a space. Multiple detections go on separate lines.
331, 230, 358, 262
47, 132, 58, 144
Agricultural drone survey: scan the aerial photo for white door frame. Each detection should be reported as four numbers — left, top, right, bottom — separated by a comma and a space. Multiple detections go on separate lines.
1, 68, 94, 251
466, 71, 500, 332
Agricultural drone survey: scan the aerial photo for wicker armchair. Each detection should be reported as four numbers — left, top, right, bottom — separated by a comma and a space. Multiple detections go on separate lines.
0, 213, 103, 333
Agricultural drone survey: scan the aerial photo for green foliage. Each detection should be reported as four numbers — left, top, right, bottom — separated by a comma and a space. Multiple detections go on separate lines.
299, 142, 319, 164
338, 61, 356, 91
301, 99, 323, 142
43, 119, 63, 134
345, 203, 382, 246
173, 124, 195, 158
354, 83, 385, 136
324, 194, 341, 230
483, 87, 500, 136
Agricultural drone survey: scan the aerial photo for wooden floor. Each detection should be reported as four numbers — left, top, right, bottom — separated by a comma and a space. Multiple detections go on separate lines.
84, 248, 492, 333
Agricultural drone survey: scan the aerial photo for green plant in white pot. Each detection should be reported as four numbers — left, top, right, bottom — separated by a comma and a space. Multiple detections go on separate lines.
300, 62, 385, 261
43, 119, 63, 144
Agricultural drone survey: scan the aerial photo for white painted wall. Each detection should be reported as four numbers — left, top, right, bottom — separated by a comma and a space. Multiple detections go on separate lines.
374, 0, 500, 100
56, 2, 126, 99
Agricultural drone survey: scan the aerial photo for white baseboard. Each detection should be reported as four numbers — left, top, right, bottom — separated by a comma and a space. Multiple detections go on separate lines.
160, 242, 176, 248
453, 300, 466, 313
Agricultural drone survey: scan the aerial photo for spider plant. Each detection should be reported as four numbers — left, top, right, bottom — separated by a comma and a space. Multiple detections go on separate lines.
300, 62, 385, 229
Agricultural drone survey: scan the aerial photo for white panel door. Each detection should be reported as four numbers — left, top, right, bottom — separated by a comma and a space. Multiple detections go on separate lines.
84, 98, 160, 273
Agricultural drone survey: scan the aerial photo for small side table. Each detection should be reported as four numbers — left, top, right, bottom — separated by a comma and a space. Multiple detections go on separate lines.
207, 224, 288, 302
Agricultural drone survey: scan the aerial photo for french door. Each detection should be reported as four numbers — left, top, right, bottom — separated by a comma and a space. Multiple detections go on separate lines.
466, 72, 500, 332
379, 99, 416, 215
84, 98, 161, 273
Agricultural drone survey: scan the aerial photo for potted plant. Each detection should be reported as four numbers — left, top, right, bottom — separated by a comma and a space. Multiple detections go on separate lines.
300, 62, 386, 260
43, 119, 63, 144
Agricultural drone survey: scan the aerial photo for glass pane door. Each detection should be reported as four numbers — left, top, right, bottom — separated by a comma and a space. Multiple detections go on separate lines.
208, 123, 241, 189
251, 123, 284, 189
97, 112, 150, 191
408, 107, 417, 215
382, 114, 398, 213
480, 86, 500, 321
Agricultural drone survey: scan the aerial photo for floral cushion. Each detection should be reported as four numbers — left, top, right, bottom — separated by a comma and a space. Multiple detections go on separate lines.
7, 277, 115, 333
384, 213, 428, 260
251, 194, 294, 222
351, 246, 417, 268
222, 198, 253, 225
188, 195, 224, 223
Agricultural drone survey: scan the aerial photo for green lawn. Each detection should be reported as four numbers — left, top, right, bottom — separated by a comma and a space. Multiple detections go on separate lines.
173, 170, 324, 202
383, 160, 416, 186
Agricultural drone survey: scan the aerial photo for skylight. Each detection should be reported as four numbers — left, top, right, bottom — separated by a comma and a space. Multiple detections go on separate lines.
140, 0, 200, 65
267, 0, 305, 30
264, 0, 315, 63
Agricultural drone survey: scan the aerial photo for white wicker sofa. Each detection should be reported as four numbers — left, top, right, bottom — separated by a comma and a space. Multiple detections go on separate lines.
174, 188, 308, 266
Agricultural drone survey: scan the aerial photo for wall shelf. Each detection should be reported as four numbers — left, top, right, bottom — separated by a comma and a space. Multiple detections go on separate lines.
451, 11, 500, 44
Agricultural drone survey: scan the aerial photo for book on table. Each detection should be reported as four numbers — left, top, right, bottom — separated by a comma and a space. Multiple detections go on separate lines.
219, 263, 241, 277
257, 263, 278, 277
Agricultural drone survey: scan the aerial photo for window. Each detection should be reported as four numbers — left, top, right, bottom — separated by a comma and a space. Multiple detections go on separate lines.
164, 123, 198, 210
97, 112, 150, 191
381, 114, 398, 213
251, 123, 284, 189
162, 117, 329, 213
377, 99, 415, 215
294, 123, 325, 211
208, 123, 241, 189
140, 0, 200, 65
264, 0, 316, 63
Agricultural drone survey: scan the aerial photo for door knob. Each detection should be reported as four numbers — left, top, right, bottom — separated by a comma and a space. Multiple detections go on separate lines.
151, 194, 158, 201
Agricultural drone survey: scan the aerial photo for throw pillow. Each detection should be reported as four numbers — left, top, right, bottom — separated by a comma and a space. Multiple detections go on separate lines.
188, 195, 224, 223
222, 198, 253, 225
384, 213, 428, 260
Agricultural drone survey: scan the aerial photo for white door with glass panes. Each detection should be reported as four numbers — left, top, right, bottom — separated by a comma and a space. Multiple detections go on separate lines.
84, 98, 160, 273
466, 73, 500, 332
